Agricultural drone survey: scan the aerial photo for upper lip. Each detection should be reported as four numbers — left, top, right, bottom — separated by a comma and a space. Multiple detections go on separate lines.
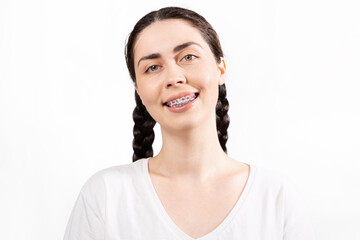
163, 91, 198, 105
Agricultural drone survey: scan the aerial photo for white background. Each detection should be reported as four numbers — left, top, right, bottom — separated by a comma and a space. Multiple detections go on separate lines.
0, 0, 359, 239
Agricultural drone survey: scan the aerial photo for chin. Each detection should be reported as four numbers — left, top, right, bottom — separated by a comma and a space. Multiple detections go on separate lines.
163, 114, 206, 132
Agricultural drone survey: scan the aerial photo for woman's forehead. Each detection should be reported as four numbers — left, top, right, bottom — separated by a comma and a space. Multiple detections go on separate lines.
133, 19, 208, 59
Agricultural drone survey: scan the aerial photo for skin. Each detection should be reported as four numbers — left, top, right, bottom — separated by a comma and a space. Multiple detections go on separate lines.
133, 19, 250, 238
133, 19, 248, 184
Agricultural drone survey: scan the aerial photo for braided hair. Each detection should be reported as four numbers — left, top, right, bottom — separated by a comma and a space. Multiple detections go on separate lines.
125, 7, 230, 162
132, 91, 156, 162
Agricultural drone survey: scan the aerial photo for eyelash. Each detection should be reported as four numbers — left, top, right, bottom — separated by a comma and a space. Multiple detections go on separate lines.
145, 54, 197, 73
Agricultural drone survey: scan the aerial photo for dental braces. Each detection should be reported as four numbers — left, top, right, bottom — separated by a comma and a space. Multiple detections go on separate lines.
167, 94, 197, 107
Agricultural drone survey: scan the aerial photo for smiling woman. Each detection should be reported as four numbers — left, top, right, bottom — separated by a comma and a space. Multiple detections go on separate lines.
132, 18, 227, 143
63, 6, 316, 240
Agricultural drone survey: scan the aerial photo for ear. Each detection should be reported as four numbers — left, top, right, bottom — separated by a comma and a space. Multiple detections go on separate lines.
134, 82, 139, 95
134, 83, 146, 106
217, 57, 226, 85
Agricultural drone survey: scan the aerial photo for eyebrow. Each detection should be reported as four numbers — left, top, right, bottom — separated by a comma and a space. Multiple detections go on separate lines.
137, 41, 202, 67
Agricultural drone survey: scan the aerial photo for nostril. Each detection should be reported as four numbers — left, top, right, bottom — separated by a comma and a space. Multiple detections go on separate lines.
174, 79, 186, 85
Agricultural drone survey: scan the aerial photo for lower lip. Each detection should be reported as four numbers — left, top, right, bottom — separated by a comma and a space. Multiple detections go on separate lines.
165, 95, 198, 113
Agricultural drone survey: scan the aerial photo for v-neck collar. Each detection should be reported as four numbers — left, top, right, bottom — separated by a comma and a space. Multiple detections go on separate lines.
141, 157, 256, 240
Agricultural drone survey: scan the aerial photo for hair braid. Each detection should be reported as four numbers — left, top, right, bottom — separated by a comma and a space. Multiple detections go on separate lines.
132, 91, 156, 162
216, 84, 230, 154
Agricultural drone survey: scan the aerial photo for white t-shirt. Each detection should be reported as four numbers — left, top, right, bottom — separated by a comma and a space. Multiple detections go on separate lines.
64, 158, 315, 240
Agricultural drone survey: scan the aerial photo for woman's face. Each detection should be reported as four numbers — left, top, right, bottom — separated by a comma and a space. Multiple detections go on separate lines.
133, 19, 226, 132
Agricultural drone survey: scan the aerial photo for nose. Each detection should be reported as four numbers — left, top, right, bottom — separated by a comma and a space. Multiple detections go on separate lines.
164, 64, 186, 88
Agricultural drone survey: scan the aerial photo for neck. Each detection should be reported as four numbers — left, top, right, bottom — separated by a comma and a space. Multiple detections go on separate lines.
150, 117, 230, 183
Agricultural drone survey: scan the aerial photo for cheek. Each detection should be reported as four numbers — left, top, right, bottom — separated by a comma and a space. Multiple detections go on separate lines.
191, 65, 220, 111
189, 64, 219, 99
136, 80, 162, 120
137, 80, 159, 103
190, 60, 219, 85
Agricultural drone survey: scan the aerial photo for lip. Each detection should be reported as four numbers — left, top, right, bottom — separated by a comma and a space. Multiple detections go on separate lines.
163, 91, 198, 105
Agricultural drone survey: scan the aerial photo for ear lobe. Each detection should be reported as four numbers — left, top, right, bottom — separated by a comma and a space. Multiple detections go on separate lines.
218, 57, 226, 85
134, 85, 141, 100
134, 82, 139, 93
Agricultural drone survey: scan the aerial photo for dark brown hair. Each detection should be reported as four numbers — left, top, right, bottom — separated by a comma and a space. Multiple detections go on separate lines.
125, 6, 229, 162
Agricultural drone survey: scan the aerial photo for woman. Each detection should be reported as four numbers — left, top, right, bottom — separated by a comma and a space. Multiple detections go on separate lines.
64, 7, 315, 240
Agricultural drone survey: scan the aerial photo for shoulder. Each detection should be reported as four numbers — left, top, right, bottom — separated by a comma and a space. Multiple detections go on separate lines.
249, 164, 308, 207
246, 165, 316, 239
251, 164, 312, 217
251, 164, 298, 191
79, 158, 145, 197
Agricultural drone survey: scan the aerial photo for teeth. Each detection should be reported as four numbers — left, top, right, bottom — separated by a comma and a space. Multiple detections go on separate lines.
167, 93, 197, 108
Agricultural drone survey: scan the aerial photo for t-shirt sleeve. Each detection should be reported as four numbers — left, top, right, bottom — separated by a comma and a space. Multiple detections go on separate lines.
63, 173, 106, 240
282, 180, 316, 240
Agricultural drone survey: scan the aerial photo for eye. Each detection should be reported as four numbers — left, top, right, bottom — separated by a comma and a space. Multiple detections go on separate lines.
145, 65, 160, 73
182, 55, 196, 62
